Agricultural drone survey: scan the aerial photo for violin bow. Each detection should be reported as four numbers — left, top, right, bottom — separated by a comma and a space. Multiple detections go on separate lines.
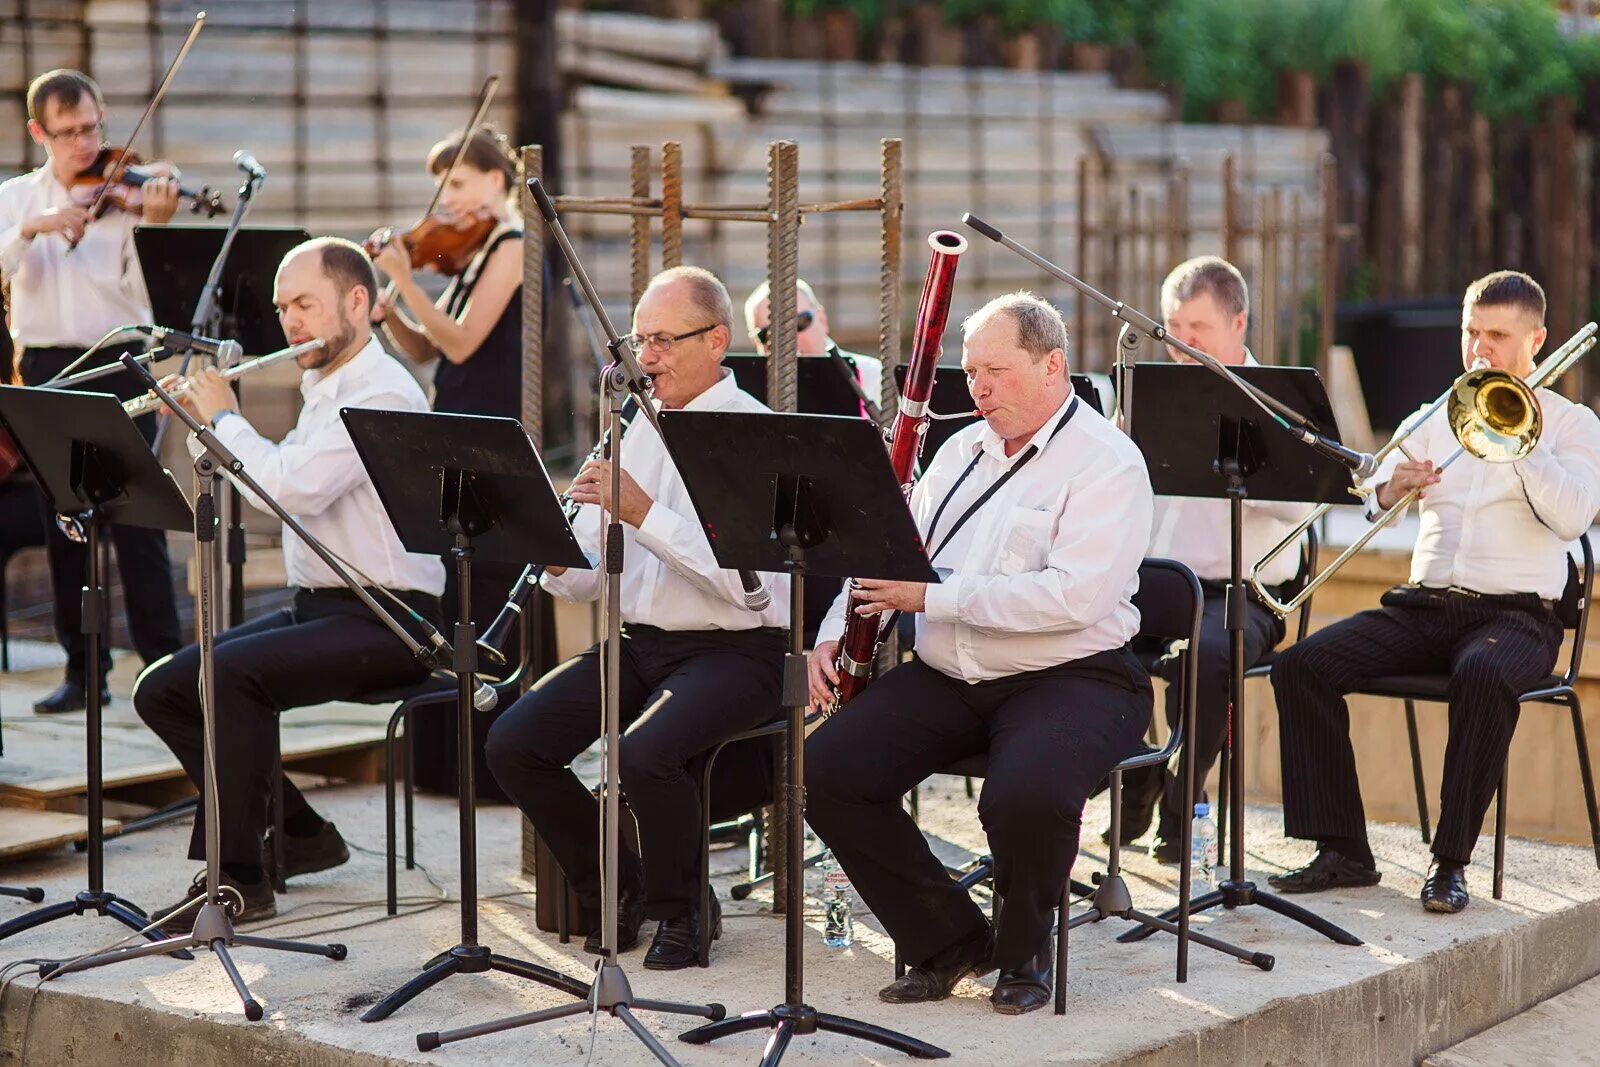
70, 10, 206, 250
380, 73, 500, 299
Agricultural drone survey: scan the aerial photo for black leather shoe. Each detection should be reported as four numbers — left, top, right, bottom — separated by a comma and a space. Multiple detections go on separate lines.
991, 934, 1053, 1016
1268, 850, 1381, 894
879, 926, 995, 1004
1421, 861, 1469, 914
153, 869, 276, 934
644, 895, 721, 970
264, 821, 351, 881
33, 681, 111, 715
1102, 766, 1164, 847
583, 877, 646, 956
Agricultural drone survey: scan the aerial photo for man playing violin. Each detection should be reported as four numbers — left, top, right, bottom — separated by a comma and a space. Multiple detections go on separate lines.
0, 69, 182, 713
1271, 271, 1600, 914
134, 238, 446, 930
485, 266, 789, 970
804, 293, 1154, 1015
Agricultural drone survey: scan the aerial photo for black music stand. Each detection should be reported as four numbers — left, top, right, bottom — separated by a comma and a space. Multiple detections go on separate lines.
0, 386, 193, 950
725, 353, 875, 417
896, 365, 1104, 459
340, 409, 595, 1029
137, 225, 308, 628
135, 226, 308, 356
1117, 362, 1362, 949
664, 409, 947, 1064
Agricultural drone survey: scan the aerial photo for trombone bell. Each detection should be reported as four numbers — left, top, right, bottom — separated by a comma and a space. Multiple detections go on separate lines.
1448, 368, 1541, 463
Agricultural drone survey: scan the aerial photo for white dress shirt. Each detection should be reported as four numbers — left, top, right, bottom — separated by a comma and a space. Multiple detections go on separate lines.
541, 369, 789, 630
817, 389, 1154, 682
1365, 386, 1600, 600
193, 338, 446, 595
0, 166, 154, 349
1148, 496, 1310, 587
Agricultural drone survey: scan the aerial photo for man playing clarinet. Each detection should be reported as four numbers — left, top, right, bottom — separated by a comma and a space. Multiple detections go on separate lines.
485, 266, 788, 970
805, 292, 1154, 1015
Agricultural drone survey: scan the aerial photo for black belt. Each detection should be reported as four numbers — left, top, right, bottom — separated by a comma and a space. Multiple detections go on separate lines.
1404, 584, 1555, 612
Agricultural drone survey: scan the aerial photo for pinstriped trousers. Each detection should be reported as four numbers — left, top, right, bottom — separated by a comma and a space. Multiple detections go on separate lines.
1270, 587, 1563, 864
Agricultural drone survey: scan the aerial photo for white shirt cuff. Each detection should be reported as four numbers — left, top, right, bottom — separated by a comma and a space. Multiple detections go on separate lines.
923, 575, 962, 623
634, 500, 686, 558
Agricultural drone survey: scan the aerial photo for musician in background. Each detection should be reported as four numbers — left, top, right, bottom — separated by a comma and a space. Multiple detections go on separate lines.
485, 266, 788, 970
744, 278, 884, 410
369, 124, 522, 421
1271, 271, 1600, 914
805, 293, 1153, 1015
0, 68, 182, 713
1115, 257, 1304, 861
136, 238, 446, 930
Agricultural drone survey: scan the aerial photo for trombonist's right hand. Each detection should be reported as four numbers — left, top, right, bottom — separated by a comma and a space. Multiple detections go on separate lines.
1376, 459, 1441, 509
807, 640, 840, 712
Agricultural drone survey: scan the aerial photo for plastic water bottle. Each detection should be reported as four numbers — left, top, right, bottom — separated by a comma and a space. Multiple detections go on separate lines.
1192, 803, 1219, 894
822, 858, 854, 948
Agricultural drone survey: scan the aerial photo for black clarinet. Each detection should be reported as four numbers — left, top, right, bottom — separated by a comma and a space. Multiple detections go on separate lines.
476, 401, 636, 666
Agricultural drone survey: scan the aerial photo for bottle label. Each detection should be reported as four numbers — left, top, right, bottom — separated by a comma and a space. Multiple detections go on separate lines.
824, 867, 851, 892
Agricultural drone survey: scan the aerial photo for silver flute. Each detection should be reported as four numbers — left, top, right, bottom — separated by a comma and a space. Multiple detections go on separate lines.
121, 338, 325, 417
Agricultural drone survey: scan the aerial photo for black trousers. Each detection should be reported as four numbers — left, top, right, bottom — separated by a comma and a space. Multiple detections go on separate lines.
1271, 587, 1562, 865
485, 624, 785, 920
1140, 592, 1283, 840
21, 346, 181, 683
805, 649, 1152, 971
134, 588, 437, 866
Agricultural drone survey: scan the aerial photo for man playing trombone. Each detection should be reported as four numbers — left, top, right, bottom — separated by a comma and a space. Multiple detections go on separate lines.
1270, 271, 1600, 914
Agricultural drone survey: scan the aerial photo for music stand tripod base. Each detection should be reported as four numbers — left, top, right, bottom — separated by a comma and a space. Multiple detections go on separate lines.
0, 388, 194, 957
661, 409, 948, 1063
339, 408, 597, 1026
1120, 363, 1363, 951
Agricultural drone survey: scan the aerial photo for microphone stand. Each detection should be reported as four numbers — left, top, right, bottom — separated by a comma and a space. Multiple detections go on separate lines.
963, 214, 1363, 953
37, 356, 350, 1020
414, 179, 733, 1061
163, 161, 265, 626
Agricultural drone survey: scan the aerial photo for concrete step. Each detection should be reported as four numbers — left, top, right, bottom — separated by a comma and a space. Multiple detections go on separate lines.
1424, 973, 1600, 1067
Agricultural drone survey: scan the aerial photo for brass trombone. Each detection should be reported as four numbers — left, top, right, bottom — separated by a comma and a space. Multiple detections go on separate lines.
1249, 321, 1600, 617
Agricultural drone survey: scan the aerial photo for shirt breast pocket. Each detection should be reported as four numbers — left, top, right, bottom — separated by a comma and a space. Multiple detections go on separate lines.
996, 506, 1055, 575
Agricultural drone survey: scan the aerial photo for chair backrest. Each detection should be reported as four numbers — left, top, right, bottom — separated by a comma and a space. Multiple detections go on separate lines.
1131, 557, 1204, 647
1560, 533, 1594, 684
1125, 558, 1204, 770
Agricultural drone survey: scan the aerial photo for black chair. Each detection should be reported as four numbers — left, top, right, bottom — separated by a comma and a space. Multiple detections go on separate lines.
378, 669, 526, 915
1355, 533, 1600, 900
889, 558, 1270, 1011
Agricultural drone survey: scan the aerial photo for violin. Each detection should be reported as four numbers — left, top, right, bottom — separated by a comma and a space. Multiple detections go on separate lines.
365, 207, 498, 276
71, 147, 227, 219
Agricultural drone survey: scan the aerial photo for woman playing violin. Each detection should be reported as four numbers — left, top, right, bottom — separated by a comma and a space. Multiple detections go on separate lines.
0, 68, 182, 713
369, 125, 523, 421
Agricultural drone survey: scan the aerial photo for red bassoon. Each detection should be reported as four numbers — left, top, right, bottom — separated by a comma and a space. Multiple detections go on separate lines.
829, 229, 968, 712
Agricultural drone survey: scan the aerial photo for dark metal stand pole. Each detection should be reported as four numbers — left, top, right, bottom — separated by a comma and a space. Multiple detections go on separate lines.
1119, 471, 1361, 948
0, 509, 181, 950
679, 537, 948, 1064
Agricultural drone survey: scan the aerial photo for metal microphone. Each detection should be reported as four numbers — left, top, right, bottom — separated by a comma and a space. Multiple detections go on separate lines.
233, 149, 266, 185
145, 326, 244, 365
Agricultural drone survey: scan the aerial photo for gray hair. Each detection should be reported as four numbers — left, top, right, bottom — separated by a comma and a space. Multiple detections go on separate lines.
645, 266, 735, 333
1161, 256, 1249, 319
742, 278, 821, 334
961, 291, 1068, 362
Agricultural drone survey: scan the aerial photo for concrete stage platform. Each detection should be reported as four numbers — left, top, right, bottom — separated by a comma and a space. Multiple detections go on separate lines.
3, 775, 1599, 1067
